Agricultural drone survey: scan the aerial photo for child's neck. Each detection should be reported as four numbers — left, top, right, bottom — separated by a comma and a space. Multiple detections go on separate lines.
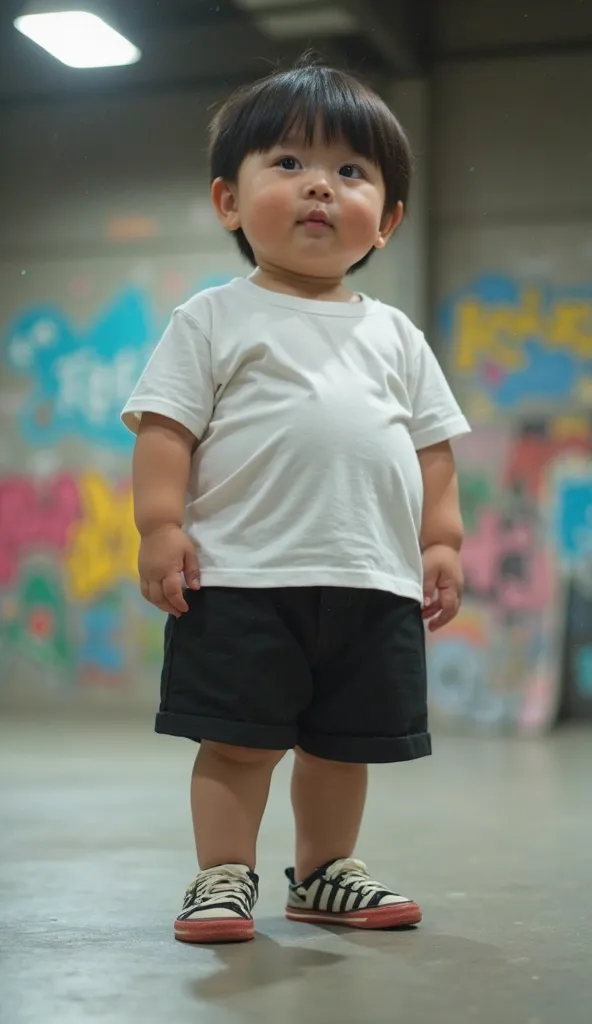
250, 265, 359, 303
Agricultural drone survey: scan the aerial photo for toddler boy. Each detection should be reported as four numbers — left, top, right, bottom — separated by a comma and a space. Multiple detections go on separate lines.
122, 58, 469, 944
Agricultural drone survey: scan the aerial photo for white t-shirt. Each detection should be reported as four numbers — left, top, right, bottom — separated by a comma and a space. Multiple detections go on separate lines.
122, 276, 470, 603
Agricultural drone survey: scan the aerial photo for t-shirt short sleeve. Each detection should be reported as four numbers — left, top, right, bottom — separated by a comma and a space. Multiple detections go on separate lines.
408, 331, 470, 451
121, 309, 214, 440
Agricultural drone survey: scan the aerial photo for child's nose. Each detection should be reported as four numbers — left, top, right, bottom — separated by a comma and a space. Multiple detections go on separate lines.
304, 180, 334, 201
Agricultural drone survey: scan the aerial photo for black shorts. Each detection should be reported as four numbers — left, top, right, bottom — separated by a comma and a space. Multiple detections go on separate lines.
156, 586, 431, 764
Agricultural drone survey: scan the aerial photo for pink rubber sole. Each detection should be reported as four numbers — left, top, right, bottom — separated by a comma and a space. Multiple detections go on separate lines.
174, 916, 255, 944
285, 901, 422, 929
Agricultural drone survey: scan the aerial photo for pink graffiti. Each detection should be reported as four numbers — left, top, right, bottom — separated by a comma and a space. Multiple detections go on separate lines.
481, 361, 505, 386
462, 508, 552, 612
0, 474, 80, 585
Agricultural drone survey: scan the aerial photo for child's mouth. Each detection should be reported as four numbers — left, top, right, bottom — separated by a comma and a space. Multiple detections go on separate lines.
298, 215, 333, 231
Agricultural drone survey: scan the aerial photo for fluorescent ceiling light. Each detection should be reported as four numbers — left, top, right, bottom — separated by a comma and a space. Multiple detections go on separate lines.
256, 6, 357, 39
14, 11, 141, 68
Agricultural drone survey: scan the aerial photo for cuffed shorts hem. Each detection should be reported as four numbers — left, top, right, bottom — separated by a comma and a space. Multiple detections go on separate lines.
155, 711, 296, 750
155, 711, 431, 764
298, 730, 432, 764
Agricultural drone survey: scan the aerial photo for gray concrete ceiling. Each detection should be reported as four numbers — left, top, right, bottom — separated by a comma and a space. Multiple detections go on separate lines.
1, 0, 592, 106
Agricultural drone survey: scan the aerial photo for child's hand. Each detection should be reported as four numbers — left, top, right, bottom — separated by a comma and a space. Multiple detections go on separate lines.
138, 525, 200, 618
421, 543, 463, 632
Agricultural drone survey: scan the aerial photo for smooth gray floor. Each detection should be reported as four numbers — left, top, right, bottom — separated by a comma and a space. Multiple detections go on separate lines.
1, 718, 591, 1024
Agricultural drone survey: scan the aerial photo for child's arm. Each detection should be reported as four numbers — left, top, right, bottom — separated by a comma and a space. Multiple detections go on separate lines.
133, 412, 200, 618
406, 326, 470, 631
122, 309, 215, 616
417, 440, 464, 632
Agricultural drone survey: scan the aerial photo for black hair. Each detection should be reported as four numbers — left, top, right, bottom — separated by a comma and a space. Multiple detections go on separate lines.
208, 56, 413, 274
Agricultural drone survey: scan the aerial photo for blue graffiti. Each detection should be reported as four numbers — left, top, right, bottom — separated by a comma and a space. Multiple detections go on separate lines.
3, 274, 233, 449
79, 603, 125, 673
428, 637, 511, 725
575, 646, 592, 699
554, 477, 592, 564
439, 275, 592, 409
483, 341, 580, 407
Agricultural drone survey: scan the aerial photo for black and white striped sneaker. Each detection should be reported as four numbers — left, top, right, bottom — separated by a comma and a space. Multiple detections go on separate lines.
174, 864, 259, 944
285, 857, 422, 930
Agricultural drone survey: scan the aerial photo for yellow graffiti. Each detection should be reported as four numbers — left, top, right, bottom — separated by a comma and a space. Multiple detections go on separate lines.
65, 473, 139, 601
454, 288, 592, 372
550, 416, 590, 441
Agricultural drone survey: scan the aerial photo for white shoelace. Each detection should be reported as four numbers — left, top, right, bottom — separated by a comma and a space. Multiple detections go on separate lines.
325, 858, 389, 895
184, 866, 255, 910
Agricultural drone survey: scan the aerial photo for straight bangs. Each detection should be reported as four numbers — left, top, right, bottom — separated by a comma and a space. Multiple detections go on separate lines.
210, 65, 410, 212
245, 68, 393, 164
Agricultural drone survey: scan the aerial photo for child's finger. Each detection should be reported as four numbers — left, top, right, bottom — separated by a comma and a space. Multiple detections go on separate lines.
155, 599, 182, 616
422, 582, 438, 608
183, 545, 201, 590
428, 593, 460, 631
422, 599, 442, 620
148, 580, 181, 618
429, 609, 453, 631
163, 573, 189, 614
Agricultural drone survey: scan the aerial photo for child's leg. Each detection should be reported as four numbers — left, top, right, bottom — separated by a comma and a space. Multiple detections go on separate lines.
283, 591, 427, 930
287, 746, 422, 930
191, 741, 286, 870
291, 747, 367, 882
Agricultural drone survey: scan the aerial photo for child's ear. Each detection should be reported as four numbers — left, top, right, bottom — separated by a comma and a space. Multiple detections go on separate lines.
374, 201, 404, 250
211, 178, 241, 232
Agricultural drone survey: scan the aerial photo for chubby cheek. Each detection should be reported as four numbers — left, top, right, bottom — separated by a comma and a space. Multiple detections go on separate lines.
341, 197, 382, 249
242, 184, 294, 247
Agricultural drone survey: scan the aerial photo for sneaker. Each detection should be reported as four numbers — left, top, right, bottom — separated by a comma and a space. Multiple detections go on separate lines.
285, 857, 422, 929
174, 864, 259, 944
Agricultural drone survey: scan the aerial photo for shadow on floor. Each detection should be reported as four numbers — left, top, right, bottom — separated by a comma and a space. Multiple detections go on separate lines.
188, 931, 347, 1002
188, 918, 510, 1005
314, 923, 508, 968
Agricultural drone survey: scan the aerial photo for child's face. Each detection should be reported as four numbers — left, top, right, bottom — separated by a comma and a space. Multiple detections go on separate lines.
213, 128, 401, 279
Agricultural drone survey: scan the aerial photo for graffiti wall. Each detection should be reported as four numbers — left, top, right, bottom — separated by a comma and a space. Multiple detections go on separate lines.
0, 470, 145, 681
429, 276, 592, 732
0, 262, 235, 709
3, 263, 591, 728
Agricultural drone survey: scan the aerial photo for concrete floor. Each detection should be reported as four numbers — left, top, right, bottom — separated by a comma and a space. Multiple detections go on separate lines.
1, 720, 591, 1024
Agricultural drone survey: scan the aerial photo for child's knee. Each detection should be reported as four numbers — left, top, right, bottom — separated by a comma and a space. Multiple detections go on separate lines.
294, 747, 363, 771
201, 741, 286, 768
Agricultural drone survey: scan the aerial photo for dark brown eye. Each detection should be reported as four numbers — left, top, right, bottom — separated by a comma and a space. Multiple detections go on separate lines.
340, 164, 363, 179
276, 156, 301, 171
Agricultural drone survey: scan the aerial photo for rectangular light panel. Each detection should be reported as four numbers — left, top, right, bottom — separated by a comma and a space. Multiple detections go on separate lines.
14, 11, 141, 68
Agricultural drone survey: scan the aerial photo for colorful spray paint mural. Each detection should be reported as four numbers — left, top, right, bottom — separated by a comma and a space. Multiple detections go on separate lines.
0, 470, 148, 686
2, 268, 591, 728
0, 272, 232, 696
4, 274, 231, 450
430, 275, 592, 731
439, 276, 592, 418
